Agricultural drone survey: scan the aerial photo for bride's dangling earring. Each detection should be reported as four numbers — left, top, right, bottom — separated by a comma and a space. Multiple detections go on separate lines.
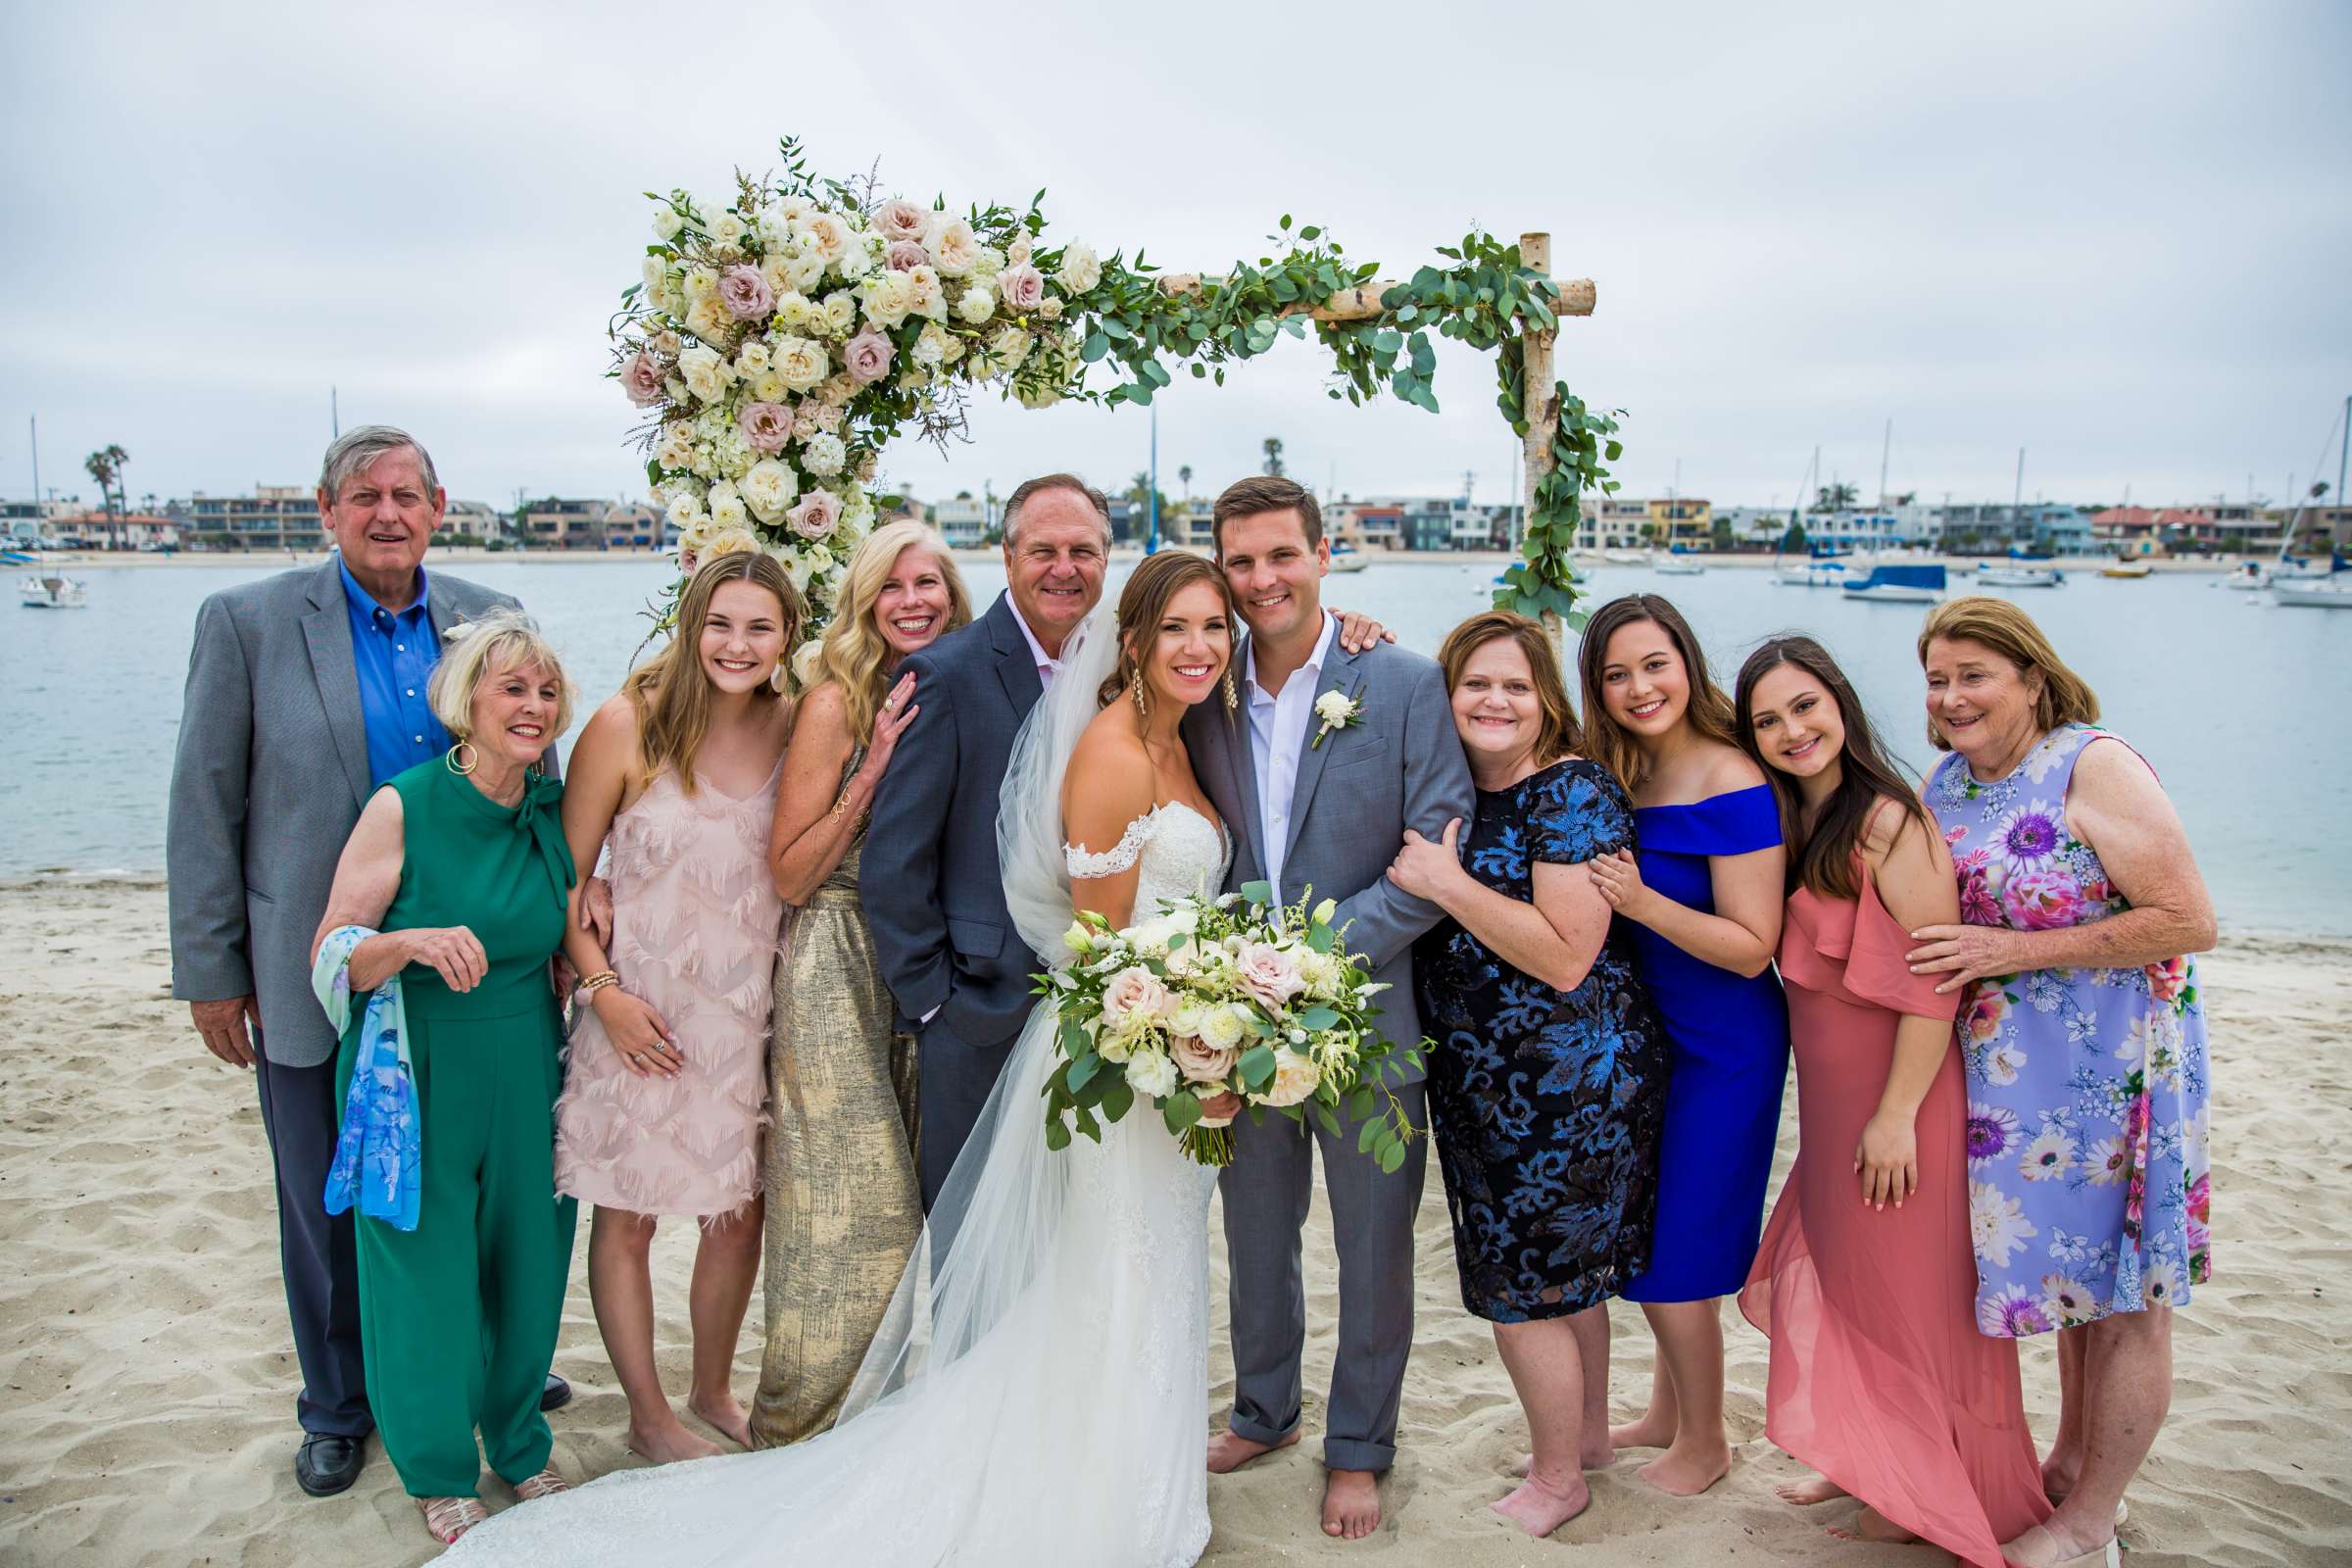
1222, 667, 1239, 712
1129, 669, 1149, 719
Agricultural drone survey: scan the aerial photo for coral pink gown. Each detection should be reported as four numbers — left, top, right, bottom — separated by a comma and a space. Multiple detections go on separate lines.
1739, 866, 2050, 1567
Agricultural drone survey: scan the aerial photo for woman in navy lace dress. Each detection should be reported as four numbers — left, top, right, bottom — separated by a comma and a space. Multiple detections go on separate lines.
1392, 612, 1669, 1539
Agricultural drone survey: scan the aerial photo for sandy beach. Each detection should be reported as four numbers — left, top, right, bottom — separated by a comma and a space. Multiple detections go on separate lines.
2, 879, 2345, 1567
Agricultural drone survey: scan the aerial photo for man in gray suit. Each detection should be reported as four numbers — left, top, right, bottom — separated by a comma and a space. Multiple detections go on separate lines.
1183, 476, 1474, 1542
167, 425, 566, 1498
861, 473, 1110, 1210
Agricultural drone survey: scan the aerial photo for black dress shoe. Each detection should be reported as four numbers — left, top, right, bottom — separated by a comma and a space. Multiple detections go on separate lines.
295, 1433, 366, 1497
540, 1372, 572, 1413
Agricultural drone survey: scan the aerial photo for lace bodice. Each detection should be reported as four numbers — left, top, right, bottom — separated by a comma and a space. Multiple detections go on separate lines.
1065, 803, 1231, 912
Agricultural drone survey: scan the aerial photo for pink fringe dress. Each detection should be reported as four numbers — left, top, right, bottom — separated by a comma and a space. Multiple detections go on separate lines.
555, 763, 784, 1222
1739, 864, 2051, 1567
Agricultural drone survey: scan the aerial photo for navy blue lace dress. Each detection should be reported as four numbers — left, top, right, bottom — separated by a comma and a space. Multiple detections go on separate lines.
1412, 758, 1672, 1323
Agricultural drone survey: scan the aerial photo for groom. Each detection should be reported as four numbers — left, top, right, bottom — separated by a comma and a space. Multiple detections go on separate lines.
1184, 476, 1474, 1540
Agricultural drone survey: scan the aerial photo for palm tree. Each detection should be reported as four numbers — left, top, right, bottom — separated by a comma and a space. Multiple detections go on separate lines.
1178, 464, 1193, 500
1815, 480, 1859, 513
1261, 437, 1286, 478
84, 444, 128, 523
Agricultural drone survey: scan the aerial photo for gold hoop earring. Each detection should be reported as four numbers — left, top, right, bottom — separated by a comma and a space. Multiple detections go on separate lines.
446, 740, 477, 776
1222, 667, 1239, 712
1129, 670, 1149, 719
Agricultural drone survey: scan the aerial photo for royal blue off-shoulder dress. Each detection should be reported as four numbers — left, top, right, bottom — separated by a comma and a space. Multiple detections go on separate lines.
1619, 783, 1791, 1302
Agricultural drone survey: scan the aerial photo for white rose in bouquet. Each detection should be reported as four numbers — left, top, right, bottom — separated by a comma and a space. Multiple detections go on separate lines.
987, 323, 1032, 373
927, 217, 980, 276
734, 339, 772, 377
1054, 240, 1102, 295
676, 343, 732, 404
860, 271, 916, 329
709, 210, 748, 253
956, 283, 997, 324
683, 264, 718, 301
655, 422, 697, 471
740, 458, 799, 523
752, 368, 790, 404
652, 205, 684, 242
772, 335, 830, 393
801, 431, 848, 478
759, 253, 797, 298
906, 265, 948, 320
789, 636, 826, 690
1006, 234, 1033, 268
1259, 1047, 1322, 1107
1096, 1025, 1133, 1065
641, 255, 666, 292
684, 295, 734, 350
1099, 965, 1172, 1034
708, 484, 750, 533
1126, 1048, 1178, 1101
785, 246, 826, 293
665, 493, 706, 533
818, 291, 859, 336
795, 211, 850, 266
1235, 941, 1307, 1010
704, 524, 760, 561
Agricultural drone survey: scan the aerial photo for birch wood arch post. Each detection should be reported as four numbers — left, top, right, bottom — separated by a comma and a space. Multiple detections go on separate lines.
612, 138, 1620, 671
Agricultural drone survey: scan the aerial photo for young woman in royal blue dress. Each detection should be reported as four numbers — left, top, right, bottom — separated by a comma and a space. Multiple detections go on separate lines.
1575, 594, 1790, 1497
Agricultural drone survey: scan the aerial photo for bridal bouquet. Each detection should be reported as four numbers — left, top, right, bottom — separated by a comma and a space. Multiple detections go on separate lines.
1038, 883, 1425, 1167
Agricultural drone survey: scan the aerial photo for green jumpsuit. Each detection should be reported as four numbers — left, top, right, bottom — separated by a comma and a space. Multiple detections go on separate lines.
335, 756, 578, 1498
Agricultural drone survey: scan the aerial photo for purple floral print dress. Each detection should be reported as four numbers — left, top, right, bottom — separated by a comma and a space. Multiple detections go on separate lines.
1930, 723, 2212, 1337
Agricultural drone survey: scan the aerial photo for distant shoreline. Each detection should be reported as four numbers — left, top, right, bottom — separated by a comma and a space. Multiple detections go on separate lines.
20, 547, 2250, 573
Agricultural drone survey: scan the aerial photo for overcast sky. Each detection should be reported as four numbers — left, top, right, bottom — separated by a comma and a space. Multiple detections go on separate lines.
5, 0, 2347, 515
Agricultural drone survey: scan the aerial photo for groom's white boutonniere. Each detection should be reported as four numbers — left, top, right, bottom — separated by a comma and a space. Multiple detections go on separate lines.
1310, 690, 1362, 750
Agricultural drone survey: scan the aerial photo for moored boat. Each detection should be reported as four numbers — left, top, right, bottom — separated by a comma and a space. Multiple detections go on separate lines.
19, 573, 88, 609
2272, 580, 2352, 609
2220, 561, 2272, 590
1653, 549, 1706, 575
2100, 559, 2153, 579
1841, 562, 1946, 603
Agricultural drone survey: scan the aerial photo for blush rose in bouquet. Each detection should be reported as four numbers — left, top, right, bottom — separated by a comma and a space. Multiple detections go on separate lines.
1036, 881, 1427, 1167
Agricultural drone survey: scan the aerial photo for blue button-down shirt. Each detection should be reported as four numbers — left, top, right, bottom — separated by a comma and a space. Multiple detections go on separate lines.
340, 561, 452, 787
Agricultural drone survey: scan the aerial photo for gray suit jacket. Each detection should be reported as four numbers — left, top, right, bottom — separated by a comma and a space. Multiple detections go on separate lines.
860, 592, 1046, 1051
167, 559, 524, 1068
1182, 632, 1474, 1078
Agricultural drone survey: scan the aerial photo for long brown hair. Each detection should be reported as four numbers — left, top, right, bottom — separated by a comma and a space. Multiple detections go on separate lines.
622, 550, 802, 793
1437, 611, 1584, 764
1735, 635, 1932, 901
1097, 551, 1236, 712
1575, 593, 1738, 791
1915, 596, 2100, 750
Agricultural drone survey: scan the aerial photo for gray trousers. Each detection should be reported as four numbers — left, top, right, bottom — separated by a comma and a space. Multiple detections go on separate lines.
253, 1052, 372, 1438
913, 1019, 1013, 1213
1217, 1080, 1429, 1472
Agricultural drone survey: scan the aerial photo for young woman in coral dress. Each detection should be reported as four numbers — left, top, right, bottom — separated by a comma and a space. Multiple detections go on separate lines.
1733, 635, 2050, 1568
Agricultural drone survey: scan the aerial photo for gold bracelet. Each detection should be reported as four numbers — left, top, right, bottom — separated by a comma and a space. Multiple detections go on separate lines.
579, 971, 620, 996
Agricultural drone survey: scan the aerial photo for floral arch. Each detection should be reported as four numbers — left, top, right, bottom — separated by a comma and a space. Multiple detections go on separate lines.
614, 137, 1617, 672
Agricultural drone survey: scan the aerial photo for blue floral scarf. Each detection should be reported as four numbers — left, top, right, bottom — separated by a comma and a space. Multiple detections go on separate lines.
315, 925, 422, 1231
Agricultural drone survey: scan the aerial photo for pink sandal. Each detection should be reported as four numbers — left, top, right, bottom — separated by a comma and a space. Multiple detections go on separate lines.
419, 1494, 489, 1544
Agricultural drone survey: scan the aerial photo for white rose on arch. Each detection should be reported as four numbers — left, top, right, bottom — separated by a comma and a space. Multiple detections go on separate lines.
771, 335, 830, 393
1054, 240, 1102, 295
927, 217, 980, 276
740, 459, 800, 524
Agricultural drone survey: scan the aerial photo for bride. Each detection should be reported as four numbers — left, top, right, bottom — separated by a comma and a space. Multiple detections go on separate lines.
449, 550, 1239, 1566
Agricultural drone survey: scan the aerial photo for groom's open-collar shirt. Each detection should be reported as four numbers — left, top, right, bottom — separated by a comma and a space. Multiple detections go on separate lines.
1244, 611, 1338, 906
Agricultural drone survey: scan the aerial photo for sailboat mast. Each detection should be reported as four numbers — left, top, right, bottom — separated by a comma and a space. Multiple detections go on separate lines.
1878, 417, 1891, 507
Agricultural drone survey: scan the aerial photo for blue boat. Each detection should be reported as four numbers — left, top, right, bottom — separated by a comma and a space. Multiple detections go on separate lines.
1841, 562, 1946, 603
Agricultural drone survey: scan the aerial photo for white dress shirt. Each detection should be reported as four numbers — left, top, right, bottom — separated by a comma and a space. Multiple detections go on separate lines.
1008, 600, 1063, 691
1244, 612, 1338, 906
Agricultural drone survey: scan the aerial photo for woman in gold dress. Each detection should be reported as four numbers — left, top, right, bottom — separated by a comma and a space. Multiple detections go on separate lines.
755, 520, 973, 1444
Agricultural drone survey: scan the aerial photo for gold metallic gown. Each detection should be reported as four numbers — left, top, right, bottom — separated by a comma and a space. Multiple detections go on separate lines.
750, 780, 922, 1446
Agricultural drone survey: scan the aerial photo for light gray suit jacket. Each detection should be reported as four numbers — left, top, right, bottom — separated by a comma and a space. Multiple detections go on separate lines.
1182, 632, 1474, 1076
167, 560, 523, 1068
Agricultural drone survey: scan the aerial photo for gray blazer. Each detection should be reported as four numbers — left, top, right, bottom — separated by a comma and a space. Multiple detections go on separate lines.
860, 591, 1046, 1050
1183, 632, 1474, 1076
167, 559, 524, 1068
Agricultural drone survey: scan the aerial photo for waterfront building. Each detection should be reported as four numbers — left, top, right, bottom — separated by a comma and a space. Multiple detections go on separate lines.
1648, 496, 1712, 549
184, 485, 321, 551
930, 492, 990, 548
1931, 501, 2090, 556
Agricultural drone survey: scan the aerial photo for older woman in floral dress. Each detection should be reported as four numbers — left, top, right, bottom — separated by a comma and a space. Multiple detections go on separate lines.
1908, 598, 2215, 1568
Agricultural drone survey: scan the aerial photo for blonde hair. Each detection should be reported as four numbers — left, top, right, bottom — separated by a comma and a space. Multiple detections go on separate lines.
622, 551, 801, 793
1916, 596, 2100, 751
1437, 611, 1584, 765
428, 609, 574, 743
815, 521, 972, 742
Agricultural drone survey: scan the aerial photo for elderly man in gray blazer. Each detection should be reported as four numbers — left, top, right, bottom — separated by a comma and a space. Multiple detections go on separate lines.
1182, 476, 1474, 1542
860, 473, 1113, 1210
167, 425, 565, 1499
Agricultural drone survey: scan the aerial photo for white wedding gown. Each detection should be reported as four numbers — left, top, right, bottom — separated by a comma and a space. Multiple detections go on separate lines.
449, 616, 1231, 1568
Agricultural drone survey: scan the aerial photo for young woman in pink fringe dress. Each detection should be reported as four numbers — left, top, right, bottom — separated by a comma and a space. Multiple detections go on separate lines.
555, 553, 801, 1464
1733, 636, 2050, 1568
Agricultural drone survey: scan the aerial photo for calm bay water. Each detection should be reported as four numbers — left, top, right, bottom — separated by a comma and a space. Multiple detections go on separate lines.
4, 556, 2345, 936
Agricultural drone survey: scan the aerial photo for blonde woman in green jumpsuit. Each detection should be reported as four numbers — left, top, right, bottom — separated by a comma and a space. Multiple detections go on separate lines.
311, 612, 579, 1546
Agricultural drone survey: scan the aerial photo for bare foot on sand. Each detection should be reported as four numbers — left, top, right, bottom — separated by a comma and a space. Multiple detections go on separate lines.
688, 1393, 754, 1448
1205, 1427, 1298, 1474
627, 1417, 723, 1465
1608, 1412, 1676, 1450
1322, 1468, 1382, 1540
1491, 1473, 1591, 1538
1776, 1475, 1849, 1506
1636, 1437, 1731, 1496
1829, 1505, 1919, 1544
2001, 1520, 2120, 1568
1511, 1440, 1613, 1478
